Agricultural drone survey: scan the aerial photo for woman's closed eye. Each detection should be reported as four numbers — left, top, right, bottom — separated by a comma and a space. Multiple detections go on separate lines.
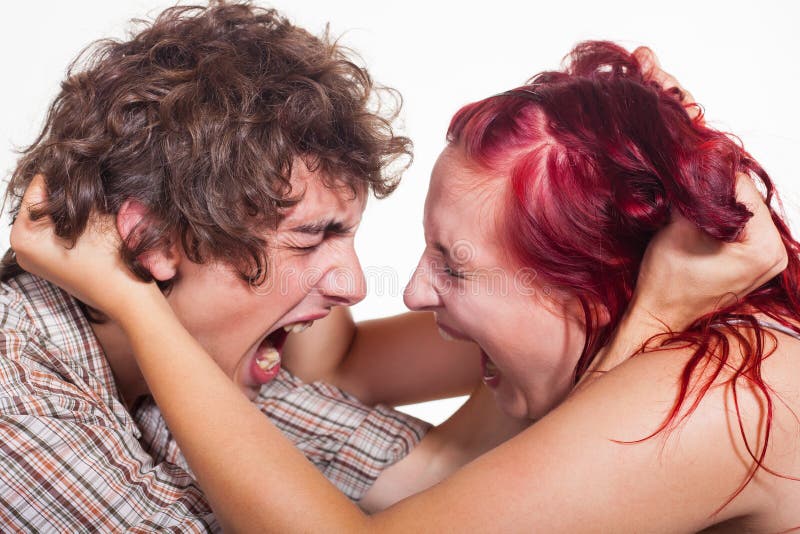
443, 263, 467, 279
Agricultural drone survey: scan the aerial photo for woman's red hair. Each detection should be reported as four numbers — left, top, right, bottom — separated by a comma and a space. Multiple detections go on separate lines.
447, 41, 800, 512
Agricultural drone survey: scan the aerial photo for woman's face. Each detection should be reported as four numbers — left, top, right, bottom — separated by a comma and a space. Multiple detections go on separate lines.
404, 146, 587, 419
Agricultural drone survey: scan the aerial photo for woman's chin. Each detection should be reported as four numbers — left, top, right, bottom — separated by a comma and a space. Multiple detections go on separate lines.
491, 387, 533, 420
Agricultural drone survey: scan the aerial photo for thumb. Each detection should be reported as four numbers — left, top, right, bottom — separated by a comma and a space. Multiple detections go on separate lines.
10, 174, 59, 263
632, 46, 659, 78
20, 174, 49, 217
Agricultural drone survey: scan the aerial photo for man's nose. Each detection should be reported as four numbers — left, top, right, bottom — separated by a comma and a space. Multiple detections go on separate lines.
322, 245, 367, 306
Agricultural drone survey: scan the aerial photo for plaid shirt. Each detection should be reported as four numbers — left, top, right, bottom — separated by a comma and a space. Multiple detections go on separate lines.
0, 274, 430, 532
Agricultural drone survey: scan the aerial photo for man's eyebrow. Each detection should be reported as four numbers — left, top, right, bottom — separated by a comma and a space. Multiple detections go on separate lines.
289, 219, 352, 235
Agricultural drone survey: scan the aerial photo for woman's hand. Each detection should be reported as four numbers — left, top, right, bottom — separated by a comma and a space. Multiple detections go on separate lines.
9, 174, 158, 322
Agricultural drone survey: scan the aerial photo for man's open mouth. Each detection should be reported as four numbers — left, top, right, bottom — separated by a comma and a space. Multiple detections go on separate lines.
250, 321, 314, 384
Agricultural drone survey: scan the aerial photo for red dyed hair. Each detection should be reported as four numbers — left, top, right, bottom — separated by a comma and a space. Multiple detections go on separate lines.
447, 41, 800, 510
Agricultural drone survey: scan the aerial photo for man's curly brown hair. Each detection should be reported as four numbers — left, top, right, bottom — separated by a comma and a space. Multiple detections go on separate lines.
3, 2, 412, 288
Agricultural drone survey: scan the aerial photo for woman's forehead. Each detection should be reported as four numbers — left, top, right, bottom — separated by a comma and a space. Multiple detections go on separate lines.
424, 148, 507, 253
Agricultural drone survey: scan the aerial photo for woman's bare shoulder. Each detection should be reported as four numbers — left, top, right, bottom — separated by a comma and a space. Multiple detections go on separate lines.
372, 324, 800, 532
572, 321, 800, 529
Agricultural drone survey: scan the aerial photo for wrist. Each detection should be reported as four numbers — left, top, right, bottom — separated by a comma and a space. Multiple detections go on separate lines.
625, 290, 696, 333
606, 304, 674, 359
112, 282, 172, 332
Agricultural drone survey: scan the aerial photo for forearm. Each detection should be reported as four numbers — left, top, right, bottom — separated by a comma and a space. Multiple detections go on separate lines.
428, 383, 531, 471
578, 303, 678, 388
333, 312, 481, 406
116, 287, 369, 533
280, 305, 356, 383
283, 309, 480, 407
359, 383, 529, 512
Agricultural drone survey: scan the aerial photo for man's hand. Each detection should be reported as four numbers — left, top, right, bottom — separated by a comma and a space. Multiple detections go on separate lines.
629, 46, 787, 331
631, 174, 786, 333
10, 174, 155, 322
580, 49, 788, 381
634, 46, 701, 121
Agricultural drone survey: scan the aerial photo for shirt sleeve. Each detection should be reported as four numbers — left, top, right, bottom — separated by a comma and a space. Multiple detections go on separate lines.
254, 369, 433, 502
0, 334, 218, 533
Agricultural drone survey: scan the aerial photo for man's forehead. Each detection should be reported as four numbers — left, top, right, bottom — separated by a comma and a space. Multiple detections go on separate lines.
280, 181, 366, 230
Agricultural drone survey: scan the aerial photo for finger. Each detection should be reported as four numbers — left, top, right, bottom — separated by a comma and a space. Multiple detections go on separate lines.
651, 69, 696, 107
9, 175, 57, 269
19, 174, 49, 219
733, 172, 772, 236
633, 47, 685, 98
632, 46, 659, 79
633, 46, 700, 120
734, 173, 781, 244
734, 173, 787, 287
9, 174, 69, 259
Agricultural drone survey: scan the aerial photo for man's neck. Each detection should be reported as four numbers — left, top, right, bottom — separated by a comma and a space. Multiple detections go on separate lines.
90, 320, 149, 409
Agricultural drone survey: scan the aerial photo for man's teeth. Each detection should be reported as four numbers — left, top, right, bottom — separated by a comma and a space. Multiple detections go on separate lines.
256, 348, 280, 371
283, 321, 314, 333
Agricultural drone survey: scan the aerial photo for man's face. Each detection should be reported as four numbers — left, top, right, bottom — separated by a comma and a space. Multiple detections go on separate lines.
164, 160, 367, 398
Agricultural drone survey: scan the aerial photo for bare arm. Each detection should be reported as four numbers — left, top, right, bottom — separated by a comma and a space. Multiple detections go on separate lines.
282, 306, 481, 406
279, 305, 355, 383
10, 176, 787, 531
358, 383, 530, 512
75, 281, 778, 532
282, 307, 524, 512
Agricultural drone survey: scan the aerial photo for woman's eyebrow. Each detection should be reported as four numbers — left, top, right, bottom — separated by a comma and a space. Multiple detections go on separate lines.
289, 219, 351, 235
434, 241, 460, 263
434, 240, 478, 268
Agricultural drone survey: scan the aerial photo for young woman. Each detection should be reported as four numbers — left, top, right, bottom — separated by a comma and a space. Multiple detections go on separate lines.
13, 42, 799, 531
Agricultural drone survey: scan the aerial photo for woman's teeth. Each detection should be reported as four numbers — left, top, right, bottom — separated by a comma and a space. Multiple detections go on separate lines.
483, 359, 499, 379
283, 321, 314, 333
437, 327, 455, 341
256, 347, 280, 372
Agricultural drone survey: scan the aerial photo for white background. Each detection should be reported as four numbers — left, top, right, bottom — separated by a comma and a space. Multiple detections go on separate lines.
1, 1, 798, 423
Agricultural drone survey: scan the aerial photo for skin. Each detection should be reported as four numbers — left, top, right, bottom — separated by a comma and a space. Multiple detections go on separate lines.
17, 158, 371, 407
403, 147, 588, 420
14, 145, 799, 531
282, 46, 785, 416
282, 308, 483, 406
189, 47, 792, 515
9, 48, 796, 529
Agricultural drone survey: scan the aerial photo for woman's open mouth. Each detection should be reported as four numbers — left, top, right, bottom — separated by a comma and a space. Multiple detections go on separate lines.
249, 320, 314, 385
481, 350, 501, 388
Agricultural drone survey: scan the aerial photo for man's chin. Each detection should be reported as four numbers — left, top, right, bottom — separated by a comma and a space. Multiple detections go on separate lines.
241, 384, 261, 401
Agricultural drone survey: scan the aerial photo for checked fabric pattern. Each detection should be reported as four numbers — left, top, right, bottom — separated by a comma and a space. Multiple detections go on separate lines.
0, 273, 430, 532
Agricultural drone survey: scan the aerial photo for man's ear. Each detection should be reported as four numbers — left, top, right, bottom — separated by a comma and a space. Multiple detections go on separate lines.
116, 200, 179, 282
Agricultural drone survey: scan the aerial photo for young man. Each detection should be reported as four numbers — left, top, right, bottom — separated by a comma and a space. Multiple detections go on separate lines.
0, 3, 432, 530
